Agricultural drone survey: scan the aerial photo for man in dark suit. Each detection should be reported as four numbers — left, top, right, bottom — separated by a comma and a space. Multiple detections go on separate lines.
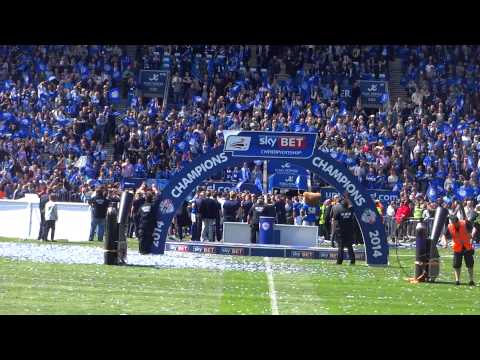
331, 194, 356, 265
191, 191, 204, 241
223, 192, 241, 222
274, 194, 287, 224
199, 191, 218, 242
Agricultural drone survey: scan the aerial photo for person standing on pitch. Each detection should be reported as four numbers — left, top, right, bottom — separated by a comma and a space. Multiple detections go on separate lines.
199, 190, 217, 242
223, 192, 241, 222
38, 187, 49, 241
138, 192, 156, 254
331, 193, 356, 265
88, 188, 110, 242
191, 191, 204, 241
274, 194, 287, 225
247, 197, 267, 244
442, 215, 475, 286
264, 195, 277, 219
43, 194, 58, 242
240, 193, 254, 223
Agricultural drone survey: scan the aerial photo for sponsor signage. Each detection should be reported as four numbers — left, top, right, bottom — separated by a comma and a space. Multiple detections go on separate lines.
200, 181, 262, 195
267, 160, 309, 177
319, 187, 400, 207
121, 177, 145, 190
267, 160, 309, 190
359, 80, 388, 108
139, 70, 169, 97
223, 131, 318, 159
163, 242, 367, 261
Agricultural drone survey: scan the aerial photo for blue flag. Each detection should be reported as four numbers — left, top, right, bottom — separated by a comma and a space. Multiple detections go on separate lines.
291, 106, 300, 121
266, 99, 273, 115
441, 123, 453, 136
176, 141, 187, 153
468, 156, 475, 170
312, 103, 321, 117
108, 88, 120, 103
255, 177, 263, 193
427, 183, 438, 201
229, 84, 241, 97
339, 102, 347, 116
393, 182, 403, 192
455, 186, 474, 201
380, 93, 389, 104
330, 112, 338, 125
235, 180, 245, 192
456, 95, 464, 110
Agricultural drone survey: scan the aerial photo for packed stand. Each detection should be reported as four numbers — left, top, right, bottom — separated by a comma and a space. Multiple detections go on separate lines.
116, 45, 391, 184
3, 45, 480, 246
0, 45, 136, 201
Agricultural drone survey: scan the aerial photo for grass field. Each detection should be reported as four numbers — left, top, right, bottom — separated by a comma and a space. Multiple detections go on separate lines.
0, 237, 479, 315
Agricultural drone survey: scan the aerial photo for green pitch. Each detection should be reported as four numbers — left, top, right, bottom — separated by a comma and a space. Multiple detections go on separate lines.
0, 237, 479, 315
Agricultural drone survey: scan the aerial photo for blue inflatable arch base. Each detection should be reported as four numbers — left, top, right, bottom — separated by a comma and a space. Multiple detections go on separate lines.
151, 147, 389, 266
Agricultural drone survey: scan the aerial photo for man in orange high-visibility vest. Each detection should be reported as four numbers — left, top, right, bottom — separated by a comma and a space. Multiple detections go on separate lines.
442, 215, 475, 286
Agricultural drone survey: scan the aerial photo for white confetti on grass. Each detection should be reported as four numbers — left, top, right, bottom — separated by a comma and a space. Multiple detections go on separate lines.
0, 242, 306, 274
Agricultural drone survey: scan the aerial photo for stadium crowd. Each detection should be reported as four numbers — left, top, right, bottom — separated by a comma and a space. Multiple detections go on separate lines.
3, 45, 480, 241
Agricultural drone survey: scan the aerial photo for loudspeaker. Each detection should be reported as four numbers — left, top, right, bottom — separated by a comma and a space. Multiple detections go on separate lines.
414, 222, 428, 280
118, 191, 134, 225
104, 204, 119, 265
429, 206, 448, 243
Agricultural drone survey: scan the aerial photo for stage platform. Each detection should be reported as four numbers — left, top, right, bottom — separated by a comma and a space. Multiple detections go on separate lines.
165, 240, 366, 261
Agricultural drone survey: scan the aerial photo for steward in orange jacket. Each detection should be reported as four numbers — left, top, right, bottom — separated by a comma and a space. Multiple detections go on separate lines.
443, 216, 475, 286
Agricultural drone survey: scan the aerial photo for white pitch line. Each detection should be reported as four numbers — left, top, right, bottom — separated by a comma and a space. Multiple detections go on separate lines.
264, 257, 279, 315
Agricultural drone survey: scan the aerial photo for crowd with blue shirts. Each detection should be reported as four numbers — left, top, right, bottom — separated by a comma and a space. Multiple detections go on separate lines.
113, 45, 391, 187
2, 44, 480, 215
0, 45, 134, 201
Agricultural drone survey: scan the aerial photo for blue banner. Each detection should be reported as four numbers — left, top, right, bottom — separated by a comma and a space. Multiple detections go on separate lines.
359, 80, 388, 108
224, 131, 318, 159
199, 181, 262, 195
146, 178, 170, 191
267, 159, 309, 191
269, 174, 296, 190
267, 159, 309, 177
139, 70, 169, 97
151, 145, 389, 265
121, 177, 145, 190
340, 84, 352, 100
165, 242, 366, 261
122, 178, 170, 191
319, 187, 400, 208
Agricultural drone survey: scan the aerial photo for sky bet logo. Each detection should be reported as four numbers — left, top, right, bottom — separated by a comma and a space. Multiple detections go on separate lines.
259, 135, 306, 149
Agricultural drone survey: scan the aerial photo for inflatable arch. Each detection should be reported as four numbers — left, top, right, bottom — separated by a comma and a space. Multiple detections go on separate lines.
151, 146, 389, 265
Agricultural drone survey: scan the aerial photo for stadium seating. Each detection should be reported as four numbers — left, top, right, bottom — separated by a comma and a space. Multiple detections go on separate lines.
1, 44, 479, 235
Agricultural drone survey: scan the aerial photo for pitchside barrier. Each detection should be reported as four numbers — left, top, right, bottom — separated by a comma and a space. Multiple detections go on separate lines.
223, 222, 319, 247
166, 241, 366, 261
384, 216, 437, 242
0, 198, 91, 241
